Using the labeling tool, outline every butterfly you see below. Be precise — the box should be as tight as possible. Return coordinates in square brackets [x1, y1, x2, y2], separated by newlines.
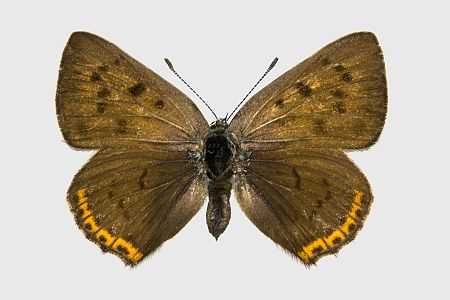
[56, 31, 387, 266]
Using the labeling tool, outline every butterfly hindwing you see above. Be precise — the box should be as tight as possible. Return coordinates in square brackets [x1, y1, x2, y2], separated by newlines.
[56, 31, 208, 150]
[68, 147, 207, 265]
[234, 147, 372, 265]
[230, 32, 387, 150]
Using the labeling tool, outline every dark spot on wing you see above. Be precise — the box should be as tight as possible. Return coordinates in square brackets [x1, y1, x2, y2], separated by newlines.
[98, 235, 107, 243]
[97, 88, 111, 98]
[84, 223, 92, 230]
[331, 89, 346, 98]
[324, 228, 333, 236]
[348, 223, 356, 232]
[312, 246, 324, 255]
[98, 64, 109, 72]
[333, 64, 345, 72]
[324, 191, 332, 202]
[154, 100, 165, 109]
[321, 57, 331, 66]
[118, 198, 124, 209]
[139, 168, 148, 189]
[313, 118, 327, 134]
[113, 54, 125, 67]
[356, 209, 364, 218]
[316, 198, 323, 208]
[293, 168, 301, 190]
[115, 119, 128, 134]
[90, 71, 101, 82]
[342, 72, 353, 82]
[108, 180, 117, 199]
[333, 101, 346, 114]
[117, 245, 130, 255]
[359, 194, 367, 206]
[96, 102, 107, 114]
[296, 82, 312, 97]
[128, 82, 145, 96]
[275, 99, 284, 108]
[332, 237, 342, 244]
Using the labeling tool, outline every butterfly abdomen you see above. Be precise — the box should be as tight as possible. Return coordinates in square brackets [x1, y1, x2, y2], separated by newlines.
[206, 180, 232, 240]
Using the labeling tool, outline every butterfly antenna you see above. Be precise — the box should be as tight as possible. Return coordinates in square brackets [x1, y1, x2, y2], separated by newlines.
[164, 58, 219, 120]
[226, 57, 278, 121]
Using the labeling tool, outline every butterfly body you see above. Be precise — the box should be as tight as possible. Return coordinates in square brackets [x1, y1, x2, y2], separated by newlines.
[203, 119, 243, 239]
[57, 31, 386, 266]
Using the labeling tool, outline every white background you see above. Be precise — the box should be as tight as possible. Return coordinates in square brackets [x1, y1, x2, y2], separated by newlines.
[1, 1, 448, 299]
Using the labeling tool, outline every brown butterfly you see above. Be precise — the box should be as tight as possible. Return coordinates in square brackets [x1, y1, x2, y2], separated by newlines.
[56, 31, 387, 266]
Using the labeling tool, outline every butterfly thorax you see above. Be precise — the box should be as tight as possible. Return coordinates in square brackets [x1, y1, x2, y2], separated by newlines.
[203, 119, 238, 239]
[204, 119, 236, 180]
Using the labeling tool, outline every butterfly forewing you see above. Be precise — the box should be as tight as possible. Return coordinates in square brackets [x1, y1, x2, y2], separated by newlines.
[68, 147, 207, 265]
[230, 32, 387, 150]
[234, 147, 372, 265]
[56, 32, 208, 150]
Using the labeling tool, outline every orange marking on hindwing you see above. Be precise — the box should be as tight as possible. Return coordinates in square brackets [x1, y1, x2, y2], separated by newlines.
[113, 238, 140, 260]
[78, 202, 91, 219]
[297, 190, 365, 262]
[349, 203, 362, 219]
[298, 251, 310, 262]
[353, 190, 364, 205]
[304, 239, 328, 257]
[83, 216, 100, 233]
[76, 189, 88, 205]
[96, 229, 115, 246]
[324, 230, 346, 248]
[340, 216, 356, 235]
[75, 188, 145, 263]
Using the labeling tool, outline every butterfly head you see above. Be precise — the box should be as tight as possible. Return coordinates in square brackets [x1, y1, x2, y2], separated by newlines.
[209, 118, 229, 134]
